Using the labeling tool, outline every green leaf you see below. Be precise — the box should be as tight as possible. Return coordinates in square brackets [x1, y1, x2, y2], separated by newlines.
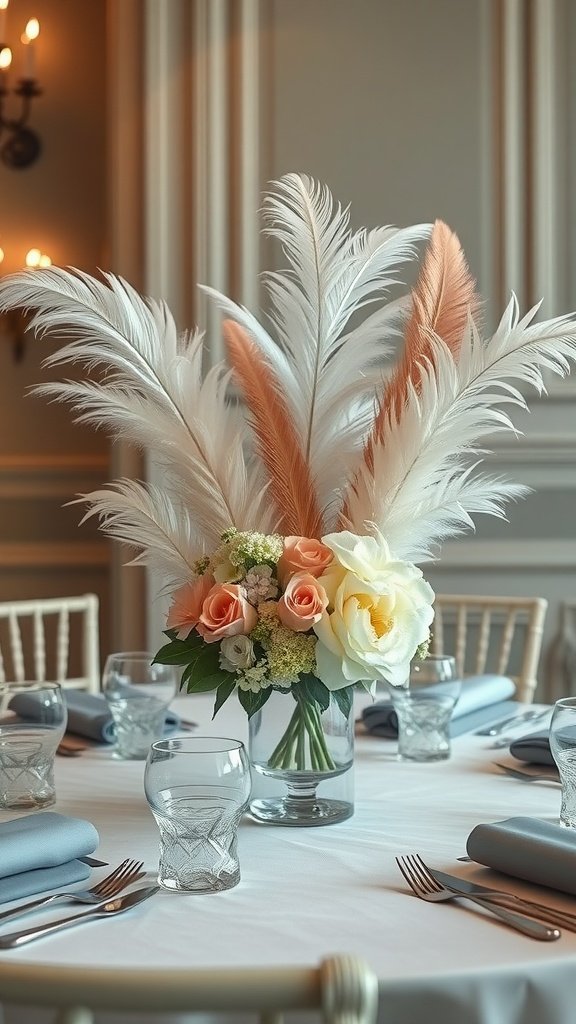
[296, 675, 330, 712]
[237, 687, 272, 719]
[212, 678, 237, 718]
[185, 670, 232, 693]
[332, 685, 354, 720]
[153, 634, 205, 666]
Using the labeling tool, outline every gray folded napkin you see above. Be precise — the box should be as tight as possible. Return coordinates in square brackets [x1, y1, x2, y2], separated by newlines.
[10, 688, 181, 744]
[0, 812, 99, 904]
[466, 816, 576, 895]
[509, 729, 556, 766]
[361, 674, 517, 738]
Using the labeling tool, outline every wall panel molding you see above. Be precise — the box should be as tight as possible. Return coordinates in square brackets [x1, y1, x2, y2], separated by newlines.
[0, 455, 108, 499]
[438, 539, 576, 571]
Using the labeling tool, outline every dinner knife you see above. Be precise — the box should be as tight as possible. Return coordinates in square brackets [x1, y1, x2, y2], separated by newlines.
[432, 869, 576, 932]
[475, 708, 549, 737]
[0, 885, 160, 948]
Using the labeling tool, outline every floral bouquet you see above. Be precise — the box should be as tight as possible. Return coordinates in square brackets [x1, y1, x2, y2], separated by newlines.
[1, 173, 575, 789]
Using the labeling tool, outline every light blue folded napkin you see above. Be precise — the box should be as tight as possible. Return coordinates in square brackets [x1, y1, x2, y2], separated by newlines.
[0, 812, 99, 904]
[10, 688, 181, 744]
[361, 674, 517, 737]
[509, 730, 556, 766]
[466, 816, 576, 895]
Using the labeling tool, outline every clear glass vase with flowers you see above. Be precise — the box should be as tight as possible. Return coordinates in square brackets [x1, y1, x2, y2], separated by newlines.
[155, 527, 434, 825]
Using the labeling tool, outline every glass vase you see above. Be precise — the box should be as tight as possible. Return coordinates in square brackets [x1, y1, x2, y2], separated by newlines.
[248, 686, 354, 826]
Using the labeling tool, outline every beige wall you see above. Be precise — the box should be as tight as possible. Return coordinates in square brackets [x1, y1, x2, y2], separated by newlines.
[0, 0, 110, 659]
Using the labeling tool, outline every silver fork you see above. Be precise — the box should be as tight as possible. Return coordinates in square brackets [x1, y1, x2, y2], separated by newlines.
[0, 857, 145, 924]
[495, 762, 561, 784]
[396, 854, 561, 940]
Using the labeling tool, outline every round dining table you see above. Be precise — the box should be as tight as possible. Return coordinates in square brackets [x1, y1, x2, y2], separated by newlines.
[1, 693, 575, 1024]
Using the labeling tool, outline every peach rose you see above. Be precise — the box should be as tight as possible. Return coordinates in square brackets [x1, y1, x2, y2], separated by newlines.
[196, 583, 257, 643]
[166, 574, 215, 640]
[277, 572, 328, 632]
[277, 536, 333, 586]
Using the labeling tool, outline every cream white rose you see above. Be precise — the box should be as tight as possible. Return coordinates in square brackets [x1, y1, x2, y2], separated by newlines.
[219, 635, 255, 672]
[313, 531, 435, 691]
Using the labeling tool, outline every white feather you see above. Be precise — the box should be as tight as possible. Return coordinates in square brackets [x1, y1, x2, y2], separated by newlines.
[204, 174, 429, 521]
[346, 297, 576, 558]
[74, 480, 201, 588]
[0, 267, 275, 548]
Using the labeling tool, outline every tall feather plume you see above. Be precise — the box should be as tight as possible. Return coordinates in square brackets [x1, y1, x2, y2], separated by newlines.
[0, 268, 275, 572]
[203, 173, 430, 525]
[224, 320, 322, 538]
[363, 219, 479, 473]
[74, 480, 201, 590]
[344, 298, 576, 561]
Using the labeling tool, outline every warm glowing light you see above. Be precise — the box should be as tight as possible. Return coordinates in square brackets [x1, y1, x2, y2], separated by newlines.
[0, 2, 9, 11]
[24, 18, 39, 41]
[0, 247, 4, 265]
[25, 248, 42, 268]
[0, 46, 11, 69]
[38, 254, 52, 268]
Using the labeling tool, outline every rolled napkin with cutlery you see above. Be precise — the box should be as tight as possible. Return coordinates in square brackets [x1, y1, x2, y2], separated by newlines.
[466, 816, 576, 895]
[361, 674, 517, 737]
[9, 688, 182, 744]
[0, 812, 99, 904]
[509, 729, 556, 766]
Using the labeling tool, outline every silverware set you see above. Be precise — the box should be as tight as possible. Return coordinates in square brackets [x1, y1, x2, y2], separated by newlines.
[396, 853, 573, 940]
[0, 857, 157, 947]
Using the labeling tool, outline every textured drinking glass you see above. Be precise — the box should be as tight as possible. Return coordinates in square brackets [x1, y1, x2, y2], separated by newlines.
[144, 736, 251, 893]
[390, 654, 461, 762]
[102, 652, 178, 760]
[0, 681, 67, 809]
[549, 697, 576, 827]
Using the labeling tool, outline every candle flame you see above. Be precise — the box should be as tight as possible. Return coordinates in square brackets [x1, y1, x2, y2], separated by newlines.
[24, 18, 39, 41]
[0, 46, 11, 69]
[0, 2, 9, 12]
[25, 248, 42, 268]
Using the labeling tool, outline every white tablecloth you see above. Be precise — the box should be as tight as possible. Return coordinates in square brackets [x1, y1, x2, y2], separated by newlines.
[1, 695, 576, 1024]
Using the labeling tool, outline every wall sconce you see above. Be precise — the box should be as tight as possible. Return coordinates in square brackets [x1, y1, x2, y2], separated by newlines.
[0, 246, 52, 360]
[0, 1, 42, 170]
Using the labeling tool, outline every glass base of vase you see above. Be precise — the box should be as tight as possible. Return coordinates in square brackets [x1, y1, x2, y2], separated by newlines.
[249, 794, 353, 827]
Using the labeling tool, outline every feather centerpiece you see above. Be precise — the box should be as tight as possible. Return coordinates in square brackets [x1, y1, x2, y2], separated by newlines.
[0, 172, 575, 821]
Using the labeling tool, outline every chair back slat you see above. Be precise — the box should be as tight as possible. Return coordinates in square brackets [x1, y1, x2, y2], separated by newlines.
[33, 609, 46, 683]
[0, 955, 379, 1024]
[433, 594, 548, 702]
[0, 596, 100, 693]
[56, 608, 70, 682]
[8, 613, 25, 682]
[477, 609, 491, 674]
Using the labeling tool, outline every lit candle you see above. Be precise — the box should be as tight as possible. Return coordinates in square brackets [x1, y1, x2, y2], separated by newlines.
[0, 44, 11, 87]
[21, 17, 39, 80]
[0, 1, 8, 44]
[25, 248, 42, 268]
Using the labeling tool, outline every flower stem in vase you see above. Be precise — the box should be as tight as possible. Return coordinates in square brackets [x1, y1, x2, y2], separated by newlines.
[248, 687, 354, 826]
[267, 695, 336, 772]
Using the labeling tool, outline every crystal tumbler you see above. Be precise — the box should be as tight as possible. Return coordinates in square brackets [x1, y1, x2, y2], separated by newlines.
[389, 654, 461, 762]
[0, 681, 67, 809]
[102, 652, 177, 760]
[549, 697, 576, 827]
[144, 736, 251, 893]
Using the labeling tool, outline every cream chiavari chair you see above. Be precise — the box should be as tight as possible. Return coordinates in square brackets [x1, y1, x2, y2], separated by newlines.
[0, 594, 100, 694]
[0, 955, 379, 1024]
[432, 594, 548, 703]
